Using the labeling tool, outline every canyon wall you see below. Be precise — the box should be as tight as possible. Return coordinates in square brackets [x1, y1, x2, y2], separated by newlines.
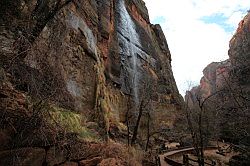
[186, 60, 230, 105]
[186, 12, 250, 103]
[0, 0, 183, 162]
[185, 12, 250, 143]
[229, 12, 250, 95]
[0, 0, 183, 130]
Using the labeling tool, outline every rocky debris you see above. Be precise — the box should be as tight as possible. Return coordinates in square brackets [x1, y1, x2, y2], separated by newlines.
[229, 153, 250, 166]
[0, 133, 142, 165]
[61, 162, 78, 166]
[0, 148, 46, 166]
[79, 157, 102, 166]
[98, 158, 123, 166]
[0, 73, 31, 150]
[46, 146, 69, 166]
[0, 76, 28, 115]
[72, 142, 142, 166]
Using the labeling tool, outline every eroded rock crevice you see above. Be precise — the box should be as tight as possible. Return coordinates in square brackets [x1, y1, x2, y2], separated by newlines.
[0, 0, 183, 165]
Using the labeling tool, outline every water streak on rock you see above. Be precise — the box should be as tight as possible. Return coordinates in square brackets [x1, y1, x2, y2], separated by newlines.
[117, 0, 141, 105]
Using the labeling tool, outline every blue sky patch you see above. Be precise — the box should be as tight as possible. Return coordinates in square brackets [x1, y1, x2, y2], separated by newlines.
[152, 16, 166, 24]
[200, 13, 234, 32]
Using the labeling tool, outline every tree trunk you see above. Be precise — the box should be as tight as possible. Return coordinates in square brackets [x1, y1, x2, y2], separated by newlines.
[131, 102, 143, 145]
[145, 112, 150, 151]
[198, 105, 204, 166]
[126, 95, 132, 146]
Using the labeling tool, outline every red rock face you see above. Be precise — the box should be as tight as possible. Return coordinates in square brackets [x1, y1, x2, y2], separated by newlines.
[129, 3, 150, 33]
[228, 12, 250, 87]
[186, 60, 231, 102]
[187, 12, 250, 102]
[0, 0, 183, 139]
[0, 0, 183, 149]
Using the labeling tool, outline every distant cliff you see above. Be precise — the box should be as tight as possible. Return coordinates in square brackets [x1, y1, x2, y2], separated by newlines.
[185, 12, 250, 143]
[0, 0, 183, 164]
[186, 12, 250, 102]
[186, 60, 230, 105]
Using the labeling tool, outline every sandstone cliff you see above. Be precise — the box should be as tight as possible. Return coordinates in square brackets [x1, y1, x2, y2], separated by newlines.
[0, 0, 182, 164]
[186, 60, 230, 105]
[185, 12, 250, 143]
[186, 12, 250, 104]
[229, 12, 250, 94]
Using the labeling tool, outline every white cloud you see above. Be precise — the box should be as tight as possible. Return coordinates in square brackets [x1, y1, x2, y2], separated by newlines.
[227, 11, 246, 29]
[143, 0, 250, 95]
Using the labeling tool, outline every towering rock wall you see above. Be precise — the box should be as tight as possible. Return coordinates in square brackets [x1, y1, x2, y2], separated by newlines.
[185, 12, 250, 142]
[0, 0, 182, 140]
[186, 12, 250, 102]
[186, 60, 230, 104]
[229, 12, 250, 93]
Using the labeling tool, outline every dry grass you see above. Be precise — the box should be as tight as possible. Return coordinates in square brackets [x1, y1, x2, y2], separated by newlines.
[45, 105, 100, 142]
[95, 141, 143, 166]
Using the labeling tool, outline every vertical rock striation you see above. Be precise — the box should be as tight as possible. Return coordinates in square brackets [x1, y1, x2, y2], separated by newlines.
[0, 0, 183, 142]
[229, 12, 250, 92]
[116, 0, 142, 104]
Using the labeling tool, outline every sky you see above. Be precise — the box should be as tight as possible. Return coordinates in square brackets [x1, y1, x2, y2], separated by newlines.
[143, 0, 250, 96]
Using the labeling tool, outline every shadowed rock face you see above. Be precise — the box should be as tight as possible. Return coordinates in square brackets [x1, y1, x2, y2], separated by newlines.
[229, 12, 250, 91]
[186, 12, 250, 102]
[0, 0, 183, 138]
[186, 60, 231, 104]
[185, 13, 250, 143]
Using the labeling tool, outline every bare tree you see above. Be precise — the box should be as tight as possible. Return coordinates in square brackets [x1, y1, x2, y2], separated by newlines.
[130, 75, 154, 146]
[185, 87, 222, 166]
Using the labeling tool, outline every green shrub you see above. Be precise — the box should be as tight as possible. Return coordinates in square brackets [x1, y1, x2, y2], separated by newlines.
[46, 105, 100, 142]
